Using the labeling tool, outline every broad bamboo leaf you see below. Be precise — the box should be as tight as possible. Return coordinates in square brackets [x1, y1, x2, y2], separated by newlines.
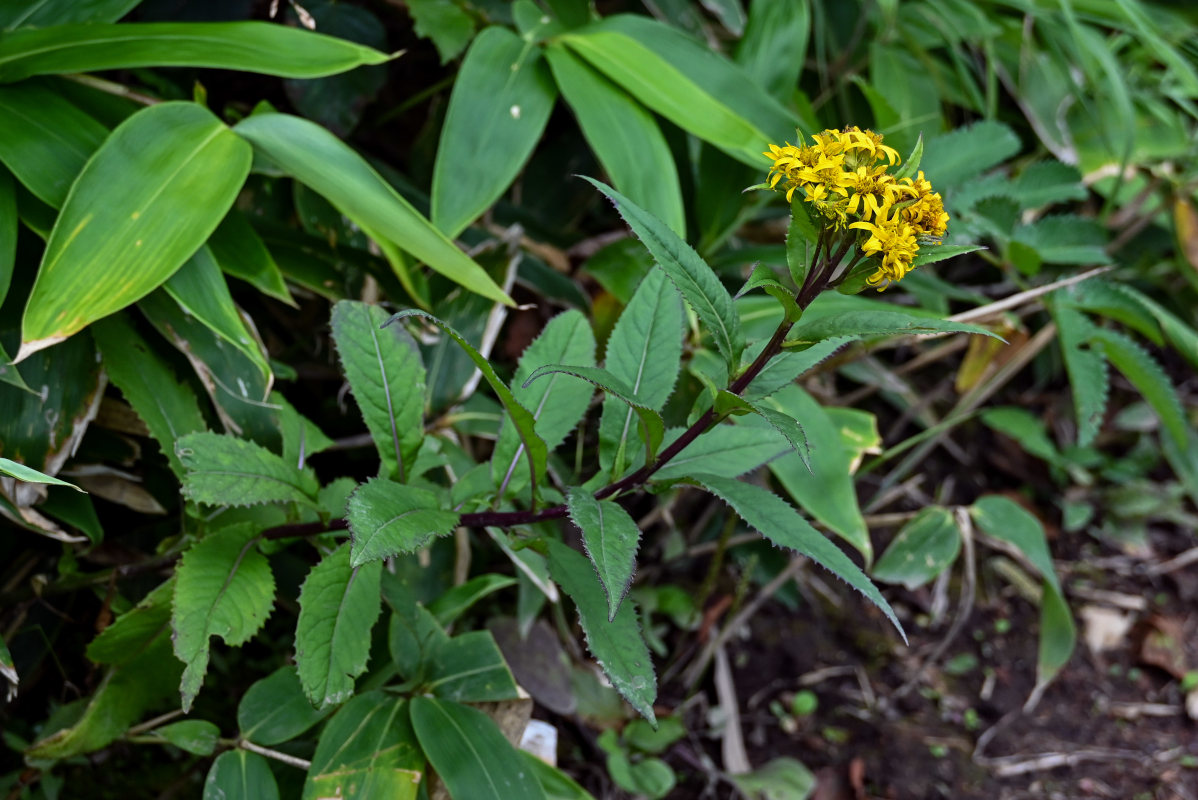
[547, 539, 656, 723]
[597, 267, 683, 476]
[18, 102, 251, 359]
[0, 457, 83, 491]
[234, 112, 511, 305]
[492, 309, 595, 497]
[872, 507, 961, 590]
[0, 80, 107, 208]
[0, 168, 14, 314]
[177, 432, 319, 508]
[431, 26, 557, 238]
[204, 751, 279, 800]
[425, 630, 521, 702]
[1090, 326, 1188, 449]
[523, 752, 600, 800]
[331, 301, 426, 482]
[302, 692, 423, 800]
[584, 177, 742, 368]
[1053, 304, 1107, 447]
[695, 474, 903, 639]
[545, 44, 684, 236]
[238, 666, 331, 746]
[295, 544, 382, 709]
[0, 21, 394, 83]
[388, 309, 546, 497]
[567, 488, 641, 621]
[207, 209, 294, 305]
[92, 314, 207, 478]
[172, 524, 275, 712]
[734, 0, 810, 104]
[1, 0, 141, 29]
[347, 478, 460, 567]
[652, 423, 789, 482]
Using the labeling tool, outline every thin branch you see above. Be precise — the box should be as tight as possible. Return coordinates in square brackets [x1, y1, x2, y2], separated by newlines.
[238, 739, 312, 770]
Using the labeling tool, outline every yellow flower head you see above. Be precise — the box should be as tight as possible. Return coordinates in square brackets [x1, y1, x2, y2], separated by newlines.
[895, 171, 949, 238]
[849, 212, 920, 289]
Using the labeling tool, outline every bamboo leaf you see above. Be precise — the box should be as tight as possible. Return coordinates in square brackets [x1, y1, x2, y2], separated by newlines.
[238, 666, 331, 746]
[0, 457, 83, 491]
[204, 751, 279, 800]
[566, 488, 642, 621]
[1, 0, 141, 29]
[302, 693, 423, 800]
[207, 210, 294, 305]
[425, 631, 521, 702]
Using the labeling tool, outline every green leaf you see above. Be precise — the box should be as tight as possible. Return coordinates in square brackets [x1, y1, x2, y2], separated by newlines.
[0, 21, 394, 83]
[1013, 216, 1110, 266]
[583, 177, 742, 369]
[567, 488, 642, 621]
[384, 574, 450, 680]
[277, 393, 334, 468]
[729, 757, 816, 800]
[891, 134, 925, 182]
[172, 524, 275, 712]
[238, 666, 332, 746]
[981, 407, 1065, 468]
[177, 432, 319, 508]
[921, 120, 1020, 189]
[694, 474, 903, 640]
[522, 752, 599, 800]
[426, 630, 521, 702]
[1009, 160, 1087, 208]
[598, 267, 683, 476]
[546, 539, 656, 724]
[743, 336, 857, 402]
[1089, 326, 1188, 449]
[736, 263, 801, 324]
[1053, 304, 1108, 447]
[525, 363, 665, 472]
[331, 300, 426, 483]
[18, 102, 251, 359]
[786, 310, 1000, 347]
[545, 43, 684, 236]
[872, 507, 961, 590]
[163, 246, 272, 382]
[207, 209, 294, 305]
[0, 635, 16, 700]
[734, 0, 810, 104]
[432, 26, 557, 238]
[152, 720, 219, 756]
[910, 244, 985, 269]
[493, 309, 596, 496]
[87, 579, 175, 665]
[302, 693, 423, 800]
[1, 0, 141, 29]
[233, 113, 511, 305]
[1099, 283, 1198, 370]
[0, 457, 83, 491]
[0, 168, 15, 314]
[785, 197, 820, 288]
[716, 392, 811, 470]
[92, 314, 207, 478]
[407, 0, 477, 63]
[652, 423, 789, 482]
[427, 574, 517, 628]
[295, 544, 383, 709]
[347, 478, 460, 567]
[388, 309, 547, 497]
[204, 750, 279, 800]
[0, 80, 107, 208]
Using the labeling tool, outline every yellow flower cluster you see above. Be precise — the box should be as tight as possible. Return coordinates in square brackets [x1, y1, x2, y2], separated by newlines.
[764, 127, 949, 288]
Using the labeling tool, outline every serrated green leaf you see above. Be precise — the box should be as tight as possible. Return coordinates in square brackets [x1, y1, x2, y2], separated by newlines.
[910, 244, 985, 269]
[546, 43, 684, 236]
[567, 488, 642, 621]
[152, 720, 219, 756]
[921, 120, 1020, 189]
[1053, 304, 1108, 447]
[694, 474, 903, 640]
[427, 574, 517, 627]
[391, 308, 546, 492]
[0, 457, 83, 491]
[295, 544, 382, 709]
[787, 310, 1000, 346]
[347, 478, 459, 566]
[411, 696, 547, 800]
[547, 539, 656, 723]
[0, 21, 395, 83]
[234, 113, 512, 305]
[652, 423, 790, 482]
[302, 693, 423, 800]
[743, 335, 857, 402]
[432, 27, 557, 238]
[18, 102, 251, 360]
[872, 507, 961, 590]
[87, 579, 175, 665]
[1014, 215, 1110, 266]
[493, 309, 596, 497]
[583, 177, 743, 369]
[736, 264, 801, 323]
[331, 301, 426, 483]
[1089, 326, 1187, 449]
[177, 432, 319, 508]
[238, 666, 332, 746]
[716, 392, 811, 470]
[1009, 160, 1086, 208]
[92, 314, 207, 479]
[204, 750, 280, 800]
[172, 524, 274, 712]
[426, 630, 521, 702]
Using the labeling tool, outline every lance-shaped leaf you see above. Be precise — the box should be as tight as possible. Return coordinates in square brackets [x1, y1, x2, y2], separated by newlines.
[714, 391, 810, 471]
[302, 693, 423, 800]
[427, 574, 517, 628]
[524, 364, 664, 470]
[694, 474, 904, 641]
[347, 478, 460, 567]
[331, 301, 426, 483]
[0, 168, 15, 312]
[2, 0, 141, 28]
[432, 26, 557, 238]
[177, 432, 319, 508]
[388, 309, 546, 498]
[18, 102, 251, 360]
[204, 750, 279, 800]
[786, 310, 1000, 347]
[910, 243, 985, 269]
[411, 697, 547, 800]
[567, 488, 641, 621]
[597, 267, 683, 477]
[583, 177, 742, 369]
[207, 209, 294, 305]
[547, 539, 656, 724]
[0, 81, 108, 208]
[1090, 326, 1188, 450]
[652, 424, 790, 482]
[234, 112, 511, 305]
[238, 666, 332, 746]
[172, 524, 275, 711]
[743, 335, 858, 402]
[425, 630, 521, 703]
[492, 309, 595, 497]
[545, 43, 684, 236]
[0, 457, 83, 491]
[1053, 304, 1107, 447]
[0, 21, 395, 83]
[0, 636, 15, 701]
[295, 544, 382, 709]
[92, 315, 207, 478]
